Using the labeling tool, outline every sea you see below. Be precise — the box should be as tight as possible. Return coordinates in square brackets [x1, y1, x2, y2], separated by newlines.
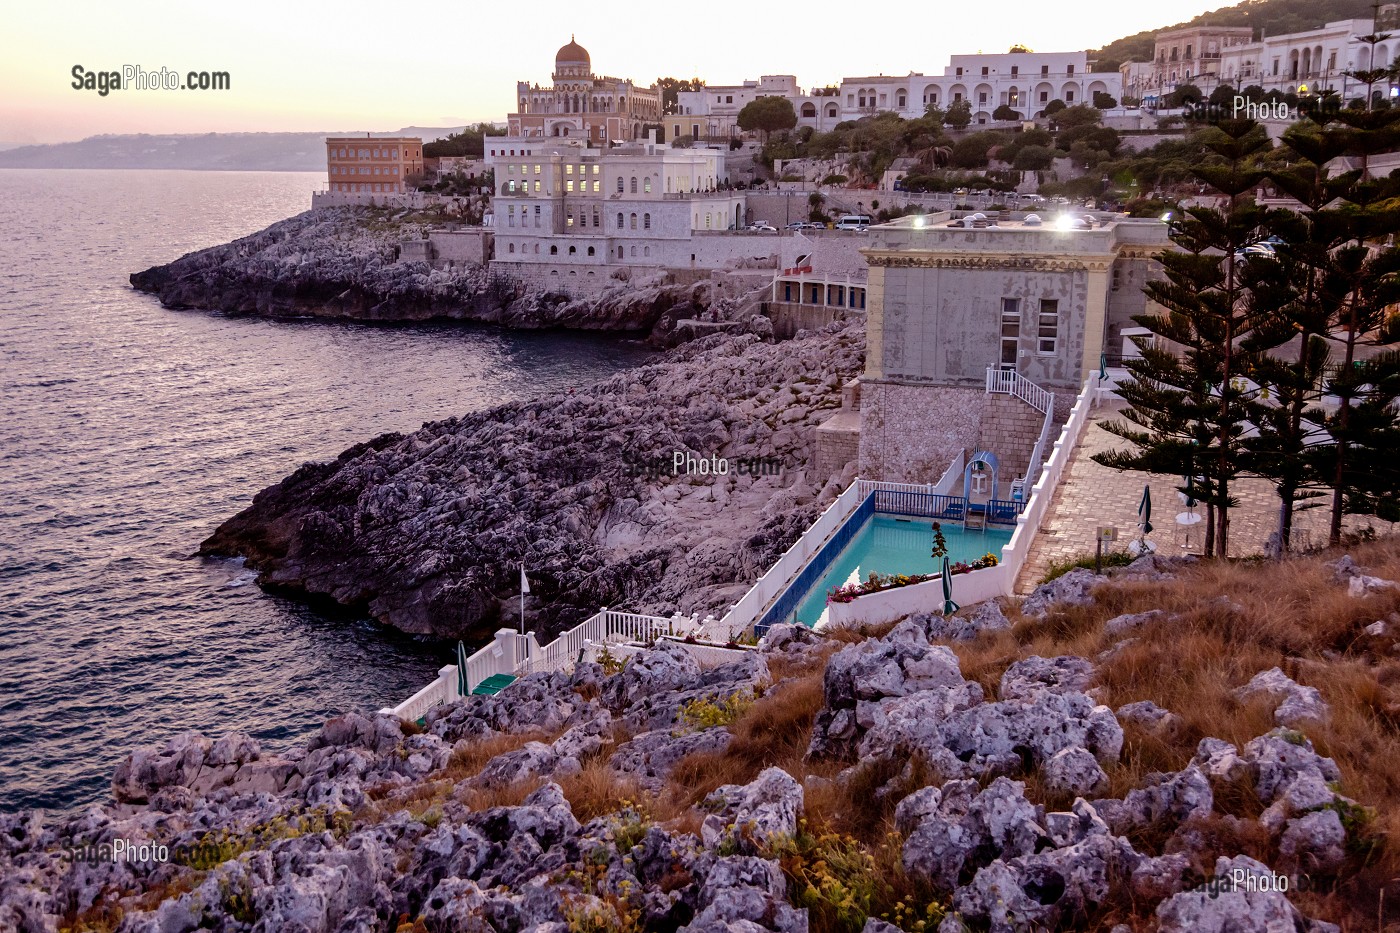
[0, 169, 654, 813]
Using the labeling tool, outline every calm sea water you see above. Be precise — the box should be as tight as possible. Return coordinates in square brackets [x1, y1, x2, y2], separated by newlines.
[0, 169, 653, 813]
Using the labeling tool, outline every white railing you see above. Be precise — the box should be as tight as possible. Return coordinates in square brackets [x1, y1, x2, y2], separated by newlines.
[1023, 402, 1057, 490]
[712, 480, 867, 641]
[986, 367, 1054, 415]
[381, 664, 457, 721]
[997, 374, 1100, 594]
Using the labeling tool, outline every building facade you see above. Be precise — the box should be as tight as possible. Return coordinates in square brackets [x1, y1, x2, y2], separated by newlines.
[848, 212, 1169, 483]
[1144, 26, 1255, 99]
[789, 51, 1122, 129]
[325, 136, 424, 194]
[508, 38, 661, 143]
[1217, 19, 1382, 99]
[485, 137, 746, 282]
[665, 75, 799, 141]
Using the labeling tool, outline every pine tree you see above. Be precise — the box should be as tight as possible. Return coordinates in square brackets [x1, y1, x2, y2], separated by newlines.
[1096, 120, 1275, 557]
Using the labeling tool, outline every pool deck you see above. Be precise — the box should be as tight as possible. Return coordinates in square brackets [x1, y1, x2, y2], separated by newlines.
[1016, 400, 1399, 592]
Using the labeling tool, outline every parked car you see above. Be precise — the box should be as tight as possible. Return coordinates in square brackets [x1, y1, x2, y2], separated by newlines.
[834, 214, 872, 231]
[748, 221, 777, 232]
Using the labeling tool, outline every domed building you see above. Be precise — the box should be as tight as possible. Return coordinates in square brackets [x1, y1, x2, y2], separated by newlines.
[510, 37, 661, 143]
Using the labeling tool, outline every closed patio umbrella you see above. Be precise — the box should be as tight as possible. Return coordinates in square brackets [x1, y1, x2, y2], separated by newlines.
[1138, 485, 1153, 537]
[456, 640, 469, 696]
[941, 556, 959, 615]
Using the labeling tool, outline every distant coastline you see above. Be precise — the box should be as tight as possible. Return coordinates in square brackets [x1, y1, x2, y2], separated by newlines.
[0, 127, 465, 172]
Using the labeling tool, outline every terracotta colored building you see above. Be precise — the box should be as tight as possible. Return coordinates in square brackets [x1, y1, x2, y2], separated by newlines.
[325, 136, 424, 194]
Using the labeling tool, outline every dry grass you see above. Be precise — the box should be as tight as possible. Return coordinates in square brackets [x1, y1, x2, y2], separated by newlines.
[349, 539, 1400, 931]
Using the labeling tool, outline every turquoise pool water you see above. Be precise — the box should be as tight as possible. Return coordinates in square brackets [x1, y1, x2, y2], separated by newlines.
[792, 515, 1012, 628]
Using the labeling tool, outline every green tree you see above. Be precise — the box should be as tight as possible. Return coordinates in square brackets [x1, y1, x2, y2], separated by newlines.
[1093, 91, 1119, 109]
[656, 77, 705, 116]
[1095, 121, 1275, 557]
[1012, 145, 1055, 170]
[1054, 104, 1103, 128]
[1164, 83, 1204, 109]
[738, 96, 798, 141]
[1043, 99, 1067, 117]
[993, 104, 1022, 121]
[943, 100, 973, 130]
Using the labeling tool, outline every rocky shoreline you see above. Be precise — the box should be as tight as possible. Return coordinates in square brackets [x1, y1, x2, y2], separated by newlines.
[2, 552, 1383, 932]
[129, 208, 744, 341]
[200, 323, 864, 641]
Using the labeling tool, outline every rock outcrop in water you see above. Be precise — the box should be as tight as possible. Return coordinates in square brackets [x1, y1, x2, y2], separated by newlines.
[129, 208, 743, 339]
[200, 323, 865, 640]
[1, 556, 1372, 933]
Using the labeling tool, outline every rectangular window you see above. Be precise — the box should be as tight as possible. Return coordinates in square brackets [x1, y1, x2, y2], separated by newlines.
[1010, 66, 1018, 76]
[956, 67, 963, 76]
[1037, 299, 1059, 354]
[1067, 64, 1075, 75]
[981, 66, 989, 76]
[535, 164, 542, 174]
[566, 164, 573, 175]
[1001, 298, 1020, 367]
[567, 180, 574, 192]
[1041, 65, 1049, 76]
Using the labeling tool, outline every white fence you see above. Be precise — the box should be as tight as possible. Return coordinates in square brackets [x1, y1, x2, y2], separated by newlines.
[997, 375, 1100, 593]
[381, 609, 693, 720]
[710, 480, 867, 642]
[826, 563, 1010, 628]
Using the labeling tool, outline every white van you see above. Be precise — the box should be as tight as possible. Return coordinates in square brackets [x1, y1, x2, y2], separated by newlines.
[834, 214, 872, 231]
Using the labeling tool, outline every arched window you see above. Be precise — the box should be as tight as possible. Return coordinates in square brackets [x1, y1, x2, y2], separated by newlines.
[616, 212, 624, 229]
[587, 246, 595, 256]
[616, 176, 624, 192]
[801, 102, 816, 117]
[630, 212, 637, 229]
[643, 246, 650, 257]
[630, 176, 638, 193]
[550, 245, 558, 255]
[631, 246, 637, 256]
[618, 246, 624, 258]
[643, 213, 651, 229]
[568, 246, 576, 255]
[508, 243, 515, 253]
[534, 244, 540, 253]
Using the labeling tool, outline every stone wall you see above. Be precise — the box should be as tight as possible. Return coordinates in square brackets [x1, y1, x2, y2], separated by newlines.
[767, 301, 856, 339]
[813, 379, 863, 480]
[857, 381, 985, 483]
[977, 394, 1046, 484]
[428, 229, 491, 266]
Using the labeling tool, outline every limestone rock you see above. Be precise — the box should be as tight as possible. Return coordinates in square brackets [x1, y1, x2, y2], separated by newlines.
[1234, 668, 1330, 727]
[1020, 569, 1100, 618]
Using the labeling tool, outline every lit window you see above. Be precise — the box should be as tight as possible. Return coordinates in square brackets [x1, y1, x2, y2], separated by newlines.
[567, 180, 575, 192]
[644, 178, 651, 193]
[566, 164, 573, 175]
[592, 164, 600, 174]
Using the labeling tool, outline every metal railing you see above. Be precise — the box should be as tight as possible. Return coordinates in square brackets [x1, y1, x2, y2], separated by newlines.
[985, 367, 1054, 415]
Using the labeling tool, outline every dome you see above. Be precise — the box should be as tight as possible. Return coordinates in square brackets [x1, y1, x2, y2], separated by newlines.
[555, 36, 590, 71]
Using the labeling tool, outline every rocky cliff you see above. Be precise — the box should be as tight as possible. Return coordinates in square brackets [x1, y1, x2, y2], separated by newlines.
[129, 207, 734, 337]
[200, 323, 865, 640]
[4, 549, 1389, 933]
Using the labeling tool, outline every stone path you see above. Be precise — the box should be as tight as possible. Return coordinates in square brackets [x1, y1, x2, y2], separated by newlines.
[1016, 400, 1399, 592]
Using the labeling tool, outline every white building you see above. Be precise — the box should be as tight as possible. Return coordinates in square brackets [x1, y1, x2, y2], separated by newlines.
[485, 137, 746, 278]
[790, 51, 1122, 129]
[1218, 19, 1385, 99]
[668, 75, 799, 140]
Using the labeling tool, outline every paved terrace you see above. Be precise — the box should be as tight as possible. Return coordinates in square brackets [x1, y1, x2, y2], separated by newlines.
[1017, 399, 1400, 592]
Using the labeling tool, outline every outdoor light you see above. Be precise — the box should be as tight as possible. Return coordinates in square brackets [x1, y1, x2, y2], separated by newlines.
[913, 215, 925, 228]
[1161, 211, 1173, 222]
[1055, 214, 1077, 231]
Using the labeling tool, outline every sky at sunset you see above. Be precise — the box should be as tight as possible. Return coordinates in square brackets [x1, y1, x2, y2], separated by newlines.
[4, 0, 1236, 145]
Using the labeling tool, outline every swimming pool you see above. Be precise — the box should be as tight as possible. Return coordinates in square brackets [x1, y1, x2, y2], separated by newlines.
[791, 514, 1012, 628]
